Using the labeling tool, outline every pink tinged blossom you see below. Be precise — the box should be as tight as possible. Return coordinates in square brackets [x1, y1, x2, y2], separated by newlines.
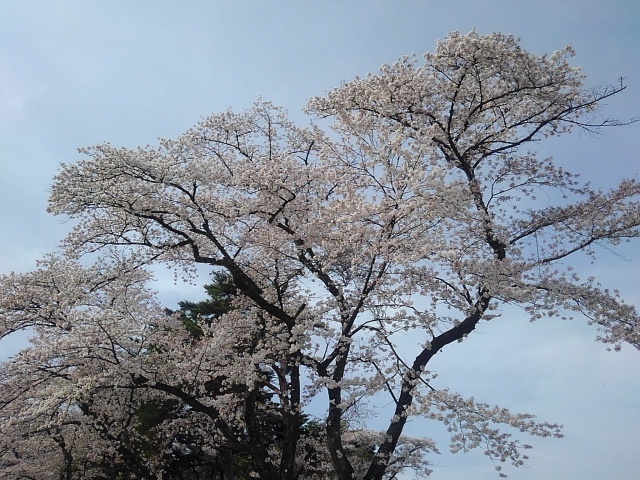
[2, 31, 639, 480]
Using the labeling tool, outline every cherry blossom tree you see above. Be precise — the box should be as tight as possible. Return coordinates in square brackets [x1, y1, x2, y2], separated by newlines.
[1, 31, 639, 480]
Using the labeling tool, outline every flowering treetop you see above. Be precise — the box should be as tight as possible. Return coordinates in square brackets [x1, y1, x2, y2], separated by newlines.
[1, 31, 639, 480]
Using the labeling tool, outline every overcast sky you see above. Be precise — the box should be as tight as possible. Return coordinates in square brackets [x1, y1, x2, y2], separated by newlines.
[1, 1, 639, 479]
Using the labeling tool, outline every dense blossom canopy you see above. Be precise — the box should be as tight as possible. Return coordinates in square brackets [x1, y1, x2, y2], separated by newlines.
[1, 31, 639, 480]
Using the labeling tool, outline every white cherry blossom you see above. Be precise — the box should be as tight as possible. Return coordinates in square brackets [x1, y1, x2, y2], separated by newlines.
[2, 31, 639, 480]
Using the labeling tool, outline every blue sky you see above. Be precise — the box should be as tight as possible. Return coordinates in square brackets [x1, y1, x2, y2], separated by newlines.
[1, 1, 639, 478]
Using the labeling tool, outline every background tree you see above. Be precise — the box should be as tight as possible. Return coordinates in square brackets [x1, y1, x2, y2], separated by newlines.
[1, 31, 639, 480]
